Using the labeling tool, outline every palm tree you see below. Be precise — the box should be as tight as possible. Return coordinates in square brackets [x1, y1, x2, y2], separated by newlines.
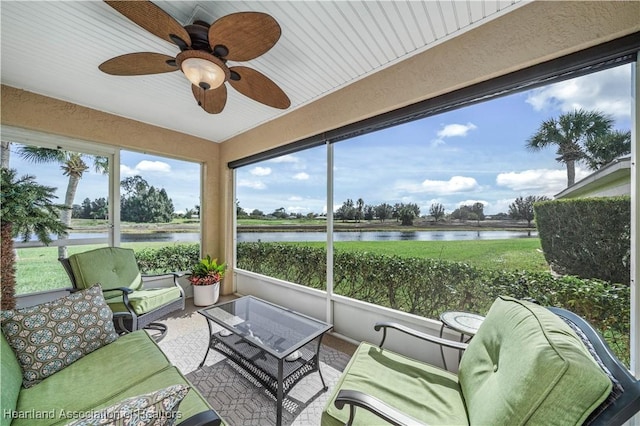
[1, 168, 68, 309]
[584, 129, 631, 170]
[526, 109, 613, 186]
[17, 146, 108, 258]
[356, 198, 364, 223]
[1, 141, 10, 168]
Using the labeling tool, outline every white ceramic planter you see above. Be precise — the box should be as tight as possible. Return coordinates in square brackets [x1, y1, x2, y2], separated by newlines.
[192, 282, 220, 306]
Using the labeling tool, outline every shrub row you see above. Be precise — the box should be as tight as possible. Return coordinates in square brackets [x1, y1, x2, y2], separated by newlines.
[237, 242, 630, 362]
[534, 196, 630, 285]
[135, 243, 200, 274]
[139, 242, 630, 363]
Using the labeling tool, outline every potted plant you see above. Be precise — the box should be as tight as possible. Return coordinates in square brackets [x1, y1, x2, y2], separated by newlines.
[189, 255, 226, 306]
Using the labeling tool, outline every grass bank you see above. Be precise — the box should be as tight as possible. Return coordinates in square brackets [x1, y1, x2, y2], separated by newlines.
[15, 238, 546, 294]
[287, 239, 547, 271]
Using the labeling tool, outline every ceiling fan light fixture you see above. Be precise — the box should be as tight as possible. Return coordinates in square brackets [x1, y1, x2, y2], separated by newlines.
[182, 58, 224, 89]
[176, 51, 229, 90]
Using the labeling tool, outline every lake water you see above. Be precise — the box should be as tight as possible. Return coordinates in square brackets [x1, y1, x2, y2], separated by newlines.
[47, 230, 537, 243]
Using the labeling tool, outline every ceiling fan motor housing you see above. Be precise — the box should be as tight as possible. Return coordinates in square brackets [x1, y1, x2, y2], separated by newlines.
[184, 24, 211, 52]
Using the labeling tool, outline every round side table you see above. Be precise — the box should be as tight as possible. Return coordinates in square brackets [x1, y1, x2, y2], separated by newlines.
[439, 311, 485, 371]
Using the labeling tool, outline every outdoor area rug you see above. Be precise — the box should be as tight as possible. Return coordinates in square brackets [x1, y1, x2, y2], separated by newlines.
[158, 325, 351, 425]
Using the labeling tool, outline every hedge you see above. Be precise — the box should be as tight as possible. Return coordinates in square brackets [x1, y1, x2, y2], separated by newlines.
[237, 242, 629, 363]
[135, 243, 201, 273]
[136, 242, 630, 364]
[534, 196, 630, 285]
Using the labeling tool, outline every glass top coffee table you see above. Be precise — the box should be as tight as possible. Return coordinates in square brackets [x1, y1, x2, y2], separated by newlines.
[198, 296, 333, 425]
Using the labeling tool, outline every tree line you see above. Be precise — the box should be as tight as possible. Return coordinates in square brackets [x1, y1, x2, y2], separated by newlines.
[237, 195, 548, 227]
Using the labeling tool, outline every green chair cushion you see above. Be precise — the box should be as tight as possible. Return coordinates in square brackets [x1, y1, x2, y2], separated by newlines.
[105, 286, 182, 315]
[1, 332, 23, 426]
[459, 296, 612, 426]
[13, 330, 172, 426]
[68, 247, 143, 291]
[322, 342, 467, 426]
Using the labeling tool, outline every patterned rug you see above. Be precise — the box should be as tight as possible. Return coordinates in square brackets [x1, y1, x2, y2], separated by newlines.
[158, 326, 351, 425]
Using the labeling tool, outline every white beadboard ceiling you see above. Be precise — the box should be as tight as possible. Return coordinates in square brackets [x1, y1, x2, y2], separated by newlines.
[1, 1, 523, 143]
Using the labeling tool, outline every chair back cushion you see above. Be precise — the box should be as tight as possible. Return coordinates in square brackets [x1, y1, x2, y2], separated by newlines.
[458, 296, 612, 426]
[1, 331, 22, 426]
[68, 247, 143, 291]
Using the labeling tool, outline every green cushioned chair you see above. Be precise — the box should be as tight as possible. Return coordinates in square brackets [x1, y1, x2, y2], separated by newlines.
[60, 247, 185, 340]
[322, 296, 640, 426]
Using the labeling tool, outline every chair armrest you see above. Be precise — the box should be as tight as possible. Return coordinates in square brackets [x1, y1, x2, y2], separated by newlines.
[142, 272, 184, 288]
[102, 287, 134, 295]
[141, 273, 186, 300]
[335, 389, 428, 426]
[374, 321, 468, 351]
[143, 272, 186, 278]
[178, 410, 222, 426]
[101, 287, 134, 313]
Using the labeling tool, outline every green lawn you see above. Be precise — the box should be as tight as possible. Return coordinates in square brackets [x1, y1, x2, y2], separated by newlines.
[333, 239, 548, 271]
[14, 238, 547, 294]
[14, 242, 191, 295]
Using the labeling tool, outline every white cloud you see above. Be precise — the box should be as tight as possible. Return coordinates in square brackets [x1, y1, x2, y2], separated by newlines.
[491, 198, 517, 215]
[293, 172, 309, 180]
[437, 122, 477, 138]
[120, 164, 136, 176]
[496, 168, 590, 195]
[288, 196, 303, 201]
[269, 155, 299, 164]
[457, 199, 487, 207]
[423, 176, 479, 194]
[121, 161, 171, 176]
[237, 179, 266, 190]
[398, 176, 479, 194]
[136, 160, 171, 173]
[526, 66, 631, 120]
[287, 205, 310, 213]
[431, 122, 477, 146]
[250, 167, 271, 176]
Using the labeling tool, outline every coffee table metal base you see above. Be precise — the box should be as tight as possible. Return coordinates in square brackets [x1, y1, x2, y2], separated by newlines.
[200, 324, 328, 425]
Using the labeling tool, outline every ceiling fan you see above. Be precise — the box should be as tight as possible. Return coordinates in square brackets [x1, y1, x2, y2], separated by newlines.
[99, 0, 291, 114]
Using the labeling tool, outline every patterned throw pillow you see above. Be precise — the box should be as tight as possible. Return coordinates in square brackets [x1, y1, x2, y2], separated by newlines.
[66, 384, 190, 426]
[1, 284, 119, 388]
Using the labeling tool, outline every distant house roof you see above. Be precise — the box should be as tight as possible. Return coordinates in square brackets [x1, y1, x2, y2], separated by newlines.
[555, 156, 631, 199]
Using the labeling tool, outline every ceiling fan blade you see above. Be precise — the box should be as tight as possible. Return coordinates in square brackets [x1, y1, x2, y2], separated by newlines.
[208, 12, 281, 62]
[99, 53, 178, 76]
[229, 66, 290, 109]
[105, 0, 191, 48]
[192, 84, 227, 114]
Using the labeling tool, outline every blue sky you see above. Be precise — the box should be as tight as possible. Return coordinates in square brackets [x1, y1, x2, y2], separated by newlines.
[237, 63, 632, 216]
[7, 63, 631, 216]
